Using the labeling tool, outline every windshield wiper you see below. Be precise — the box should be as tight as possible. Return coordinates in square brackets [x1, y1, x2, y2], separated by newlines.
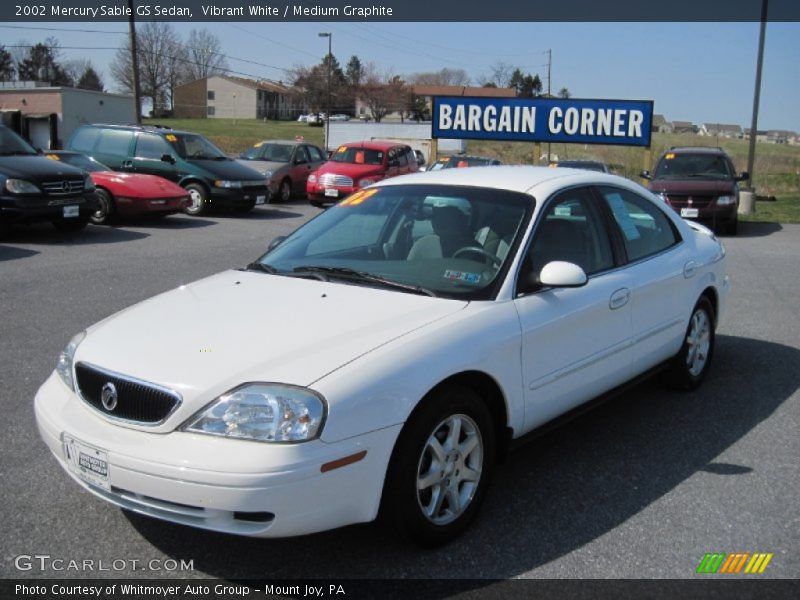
[244, 261, 279, 274]
[293, 266, 437, 297]
[0, 150, 36, 156]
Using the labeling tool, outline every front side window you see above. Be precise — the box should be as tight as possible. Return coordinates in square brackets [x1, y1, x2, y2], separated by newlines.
[171, 134, 227, 160]
[257, 184, 532, 299]
[135, 133, 172, 159]
[307, 145, 325, 162]
[525, 186, 615, 278]
[597, 186, 680, 262]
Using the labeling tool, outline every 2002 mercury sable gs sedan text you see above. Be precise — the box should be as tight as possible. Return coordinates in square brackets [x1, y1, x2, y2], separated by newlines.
[34, 166, 729, 546]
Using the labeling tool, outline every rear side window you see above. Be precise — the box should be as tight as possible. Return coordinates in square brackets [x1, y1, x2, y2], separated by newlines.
[69, 127, 98, 152]
[307, 145, 325, 162]
[95, 129, 134, 157]
[597, 186, 680, 262]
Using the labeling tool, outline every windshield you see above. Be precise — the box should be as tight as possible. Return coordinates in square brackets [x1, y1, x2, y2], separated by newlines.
[430, 157, 492, 170]
[255, 184, 533, 300]
[52, 153, 110, 172]
[241, 142, 294, 162]
[653, 153, 732, 180]
[330, 146, 384, 166]
[0, 126, 37, 156]
[170, 133, 228, 160]
[556, 161, 606, 172]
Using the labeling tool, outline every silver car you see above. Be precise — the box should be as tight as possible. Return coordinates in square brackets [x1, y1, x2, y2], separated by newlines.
[237, 140, 327, 202]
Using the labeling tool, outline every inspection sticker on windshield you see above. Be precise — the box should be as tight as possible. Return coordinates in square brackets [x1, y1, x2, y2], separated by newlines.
[339, 188, 379, 206]
[165, 134, 177, 142]
[444, 270, 481, 284]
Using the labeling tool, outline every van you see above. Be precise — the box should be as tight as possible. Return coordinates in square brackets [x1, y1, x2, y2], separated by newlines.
[0, 125, 97, 235]
[67, 125, 268, 215]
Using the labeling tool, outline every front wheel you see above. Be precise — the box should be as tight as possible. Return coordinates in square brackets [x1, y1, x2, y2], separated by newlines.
[382, 385, 495, 547]
[90, 188, 115, 225]
[278, 178, 292, 203]
[183, 183, 208, 216]
[664, 296, 716, 391]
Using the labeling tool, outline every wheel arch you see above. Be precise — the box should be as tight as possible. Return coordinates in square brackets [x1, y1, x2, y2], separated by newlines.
[178, 177, 210, 193]
[700, 286, 719, 327]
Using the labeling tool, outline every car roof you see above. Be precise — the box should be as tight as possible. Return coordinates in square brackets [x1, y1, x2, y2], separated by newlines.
[663, 146, 729, 156]
[340, 140, 408, 151]
[253, 139, 313, 146]
[438, 155, 497, 161]
[375, 165, 629, 195]
[79, 124, 198, 136]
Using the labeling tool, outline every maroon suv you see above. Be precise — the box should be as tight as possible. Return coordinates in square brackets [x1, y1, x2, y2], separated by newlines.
[642, 147, 749, 235]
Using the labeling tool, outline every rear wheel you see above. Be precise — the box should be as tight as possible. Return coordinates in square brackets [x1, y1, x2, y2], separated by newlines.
[664, 296, 715, 391]
[183, 183, 208, 216]
[382, 385, 495, 547]
[90, 188, 115, 225]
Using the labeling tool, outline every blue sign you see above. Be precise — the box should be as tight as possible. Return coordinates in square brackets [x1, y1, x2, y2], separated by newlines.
[432, 97, 654, 147]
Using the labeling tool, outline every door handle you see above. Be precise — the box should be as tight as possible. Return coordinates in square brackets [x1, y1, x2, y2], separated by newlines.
[121, 160, 133, 169]
[683, 261, 697, 278]
[609, 288, 630, 310]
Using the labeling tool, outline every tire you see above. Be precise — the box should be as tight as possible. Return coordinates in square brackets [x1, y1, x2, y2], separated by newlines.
[183, 183, 208, 216]
[664, 296, 716, 391]
[52, 217, 90, 232]
[278, 178, 292, 203]
[382, 385, 496, 547]
[90, 188, 115, 225]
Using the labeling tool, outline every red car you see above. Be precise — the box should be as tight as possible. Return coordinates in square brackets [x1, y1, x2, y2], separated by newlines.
[306, 141, 418, 207]
[47, 151, 191, 224]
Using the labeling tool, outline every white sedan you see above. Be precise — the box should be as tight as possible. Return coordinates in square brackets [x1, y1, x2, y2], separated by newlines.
[34, 167, 729, 546]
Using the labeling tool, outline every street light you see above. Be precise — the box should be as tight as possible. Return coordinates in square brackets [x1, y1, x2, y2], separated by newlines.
[318, 32, 332, 151]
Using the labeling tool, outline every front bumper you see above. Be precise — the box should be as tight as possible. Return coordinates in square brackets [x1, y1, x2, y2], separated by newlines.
[306, 183, 358, 204]
[668, 202, 737, 228]
[207, 185, 270, 208]
[1, 192, 98, 224]
[34, 372, 400, 537]
[115, 195, 191, 216]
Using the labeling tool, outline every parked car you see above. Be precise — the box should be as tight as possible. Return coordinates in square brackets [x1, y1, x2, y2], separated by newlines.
[237, 140, 327, 203]
[35, 166, 728, 547]
[296, 114, 309, 123]
[641, 147, 748, 235]
[427, 155, 503, 171]
[67, 125, 268, 216]
[328, 114, 351, 122]
[550, 159, 610, 173]
[0, 125, 97, 235]
[306, 141, 418, 207]
[46, 151, 191, 224]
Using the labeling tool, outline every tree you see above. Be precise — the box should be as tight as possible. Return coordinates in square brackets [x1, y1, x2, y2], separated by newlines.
[358, 64, 409, 123]
[77, 67, 104, 92]
[409, 68, 470, 87]
[17, 39, 72, 86]
[0, 46, 14, 82]
[110, 22, 185, 115]
[184, 28, 228, 81]
[487, 60, 515, 88]
[558, 87, 571, 99]
[345, 55, 363, 88]
[290, 53, 348, 115]
[509, 69, 542, 98]
[408, 94, 430, 122]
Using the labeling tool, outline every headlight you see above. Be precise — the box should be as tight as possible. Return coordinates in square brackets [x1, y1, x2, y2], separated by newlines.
[358, 178, 377, 188]
[5, 178, 41, 194]
[56, 331, 86, 391]
[308, 174, 317, 183]
[658, 193, 668, 203]
[183, 383, 326, 443]
[214, 180, 242, 189]
[716, 195, 736, 205]
[83, 175, 94, 191]
[263, 170, 273, 179]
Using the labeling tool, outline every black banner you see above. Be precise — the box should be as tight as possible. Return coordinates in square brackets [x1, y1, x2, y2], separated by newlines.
[2, 0, 800, 22]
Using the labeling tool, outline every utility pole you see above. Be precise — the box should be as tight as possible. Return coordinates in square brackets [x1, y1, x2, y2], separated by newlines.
[318, 32, 332, 151]
[127, 0, 142, 124]
[746, 0, 768, 189]
[546, 48, 552, 162]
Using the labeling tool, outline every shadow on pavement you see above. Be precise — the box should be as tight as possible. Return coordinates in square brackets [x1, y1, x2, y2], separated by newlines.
[125, 334, 798, 581]
[2, 223, 150, 245]
[0, 245, 39, 262]
[734, 221, 783, 238]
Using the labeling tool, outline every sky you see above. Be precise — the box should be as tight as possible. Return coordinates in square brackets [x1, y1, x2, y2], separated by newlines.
[2, 21, 799, 131]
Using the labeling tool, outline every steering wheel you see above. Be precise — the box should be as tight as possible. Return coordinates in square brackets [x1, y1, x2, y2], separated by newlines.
[190, 150, 205, 158]
[453, 246, 502, 267]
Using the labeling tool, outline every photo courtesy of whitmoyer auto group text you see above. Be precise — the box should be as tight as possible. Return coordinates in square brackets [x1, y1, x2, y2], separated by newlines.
[1, 0, 798, 598]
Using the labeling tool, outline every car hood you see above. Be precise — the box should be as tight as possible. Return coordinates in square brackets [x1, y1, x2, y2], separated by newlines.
[234, 159, 287, 176]
[75, 270, 467, 430]
[0, 155, 86, 182]
[91, 171, 187, 197]
[188, 158, 264, 180]
[649, 179, 736, 195]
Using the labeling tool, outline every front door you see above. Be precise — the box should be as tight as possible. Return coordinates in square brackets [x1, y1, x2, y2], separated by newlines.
[131, 132, 179, 183]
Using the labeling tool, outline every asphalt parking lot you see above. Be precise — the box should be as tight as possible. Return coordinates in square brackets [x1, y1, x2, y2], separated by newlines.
[1, 206, 798, 581]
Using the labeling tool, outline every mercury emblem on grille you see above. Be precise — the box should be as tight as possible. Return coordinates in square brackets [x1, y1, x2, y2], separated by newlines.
[100, 382, 118, 411]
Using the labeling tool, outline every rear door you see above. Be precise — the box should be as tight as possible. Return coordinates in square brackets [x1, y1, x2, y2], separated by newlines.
[289, 145, 313, 193]
[131, 133, 179, 182]
[88, 128, 135, 170]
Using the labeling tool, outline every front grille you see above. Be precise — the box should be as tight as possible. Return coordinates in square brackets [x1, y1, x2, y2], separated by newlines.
[319, 173, 353, 187]
[41, 179, 84, 196]
[667, 195, 714, 208]
[75, 362, 181, 425]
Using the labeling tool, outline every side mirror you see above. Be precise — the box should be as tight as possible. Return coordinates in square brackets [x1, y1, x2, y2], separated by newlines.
[640, 170, 652, 180]
[267, 236, 287, 252]
[389, 159, 400, 167]
[295, 157, 307, 165]
[539, 261, 588, 288]
[737, 171, 750, 182]
[161, 154, 176, 164]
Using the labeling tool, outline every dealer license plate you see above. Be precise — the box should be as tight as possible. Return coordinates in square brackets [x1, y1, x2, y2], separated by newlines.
[63, 435, 110, 491]
[63, 205, 79, 218]
[324, 188, 339, 198]
[256, 195, 266, 205]
[680, 208, 699, 218]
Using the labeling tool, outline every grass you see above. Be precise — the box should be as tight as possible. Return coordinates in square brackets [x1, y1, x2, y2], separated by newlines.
[145, 117, 800, 200]
[740, 194, 800, 224]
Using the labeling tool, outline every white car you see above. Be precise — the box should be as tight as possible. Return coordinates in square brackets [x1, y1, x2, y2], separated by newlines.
[35, 167, 729, 546]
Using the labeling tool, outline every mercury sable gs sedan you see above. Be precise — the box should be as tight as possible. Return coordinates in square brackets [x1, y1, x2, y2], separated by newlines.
[35, 167, 729, 546]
